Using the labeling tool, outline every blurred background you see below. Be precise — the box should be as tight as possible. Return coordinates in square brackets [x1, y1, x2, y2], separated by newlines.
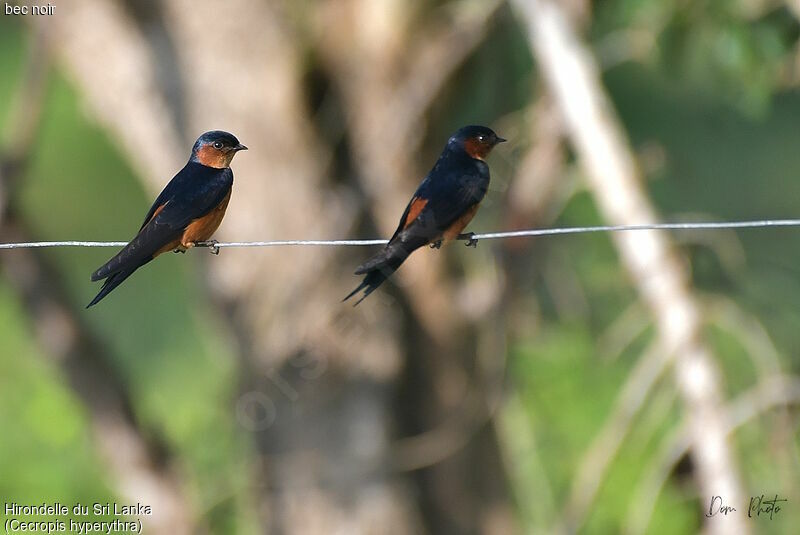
[1, 0, 800, 533]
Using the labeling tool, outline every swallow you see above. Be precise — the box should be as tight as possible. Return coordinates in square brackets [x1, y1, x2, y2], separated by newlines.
[344, 125, 505, 305]
[87, 130, 247, 307]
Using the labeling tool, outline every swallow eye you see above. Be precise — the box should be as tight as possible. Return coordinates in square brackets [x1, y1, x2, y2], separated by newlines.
[476, 135, 486, 142]
[213, 141, 223, 149]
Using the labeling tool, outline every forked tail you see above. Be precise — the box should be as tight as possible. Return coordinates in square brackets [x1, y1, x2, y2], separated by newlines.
[344, 240, 418, 306]
[86, 267, 137, 308]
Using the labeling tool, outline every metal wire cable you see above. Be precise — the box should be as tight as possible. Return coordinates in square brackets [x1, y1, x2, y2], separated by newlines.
[1, 219, 800, 250]
[0, 219, 800, 249]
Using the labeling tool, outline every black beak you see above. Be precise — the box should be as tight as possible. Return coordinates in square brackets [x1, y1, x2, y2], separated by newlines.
[495, 136, 507, 144]
[235, 143, 248, 151]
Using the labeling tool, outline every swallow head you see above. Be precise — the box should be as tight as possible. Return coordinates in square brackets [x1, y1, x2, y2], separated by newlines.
[191, 130, 248, 168]
[449, 125, 506, 161]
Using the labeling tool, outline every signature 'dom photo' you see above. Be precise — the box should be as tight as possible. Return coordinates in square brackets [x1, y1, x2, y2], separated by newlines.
[1, 1, 800, 535]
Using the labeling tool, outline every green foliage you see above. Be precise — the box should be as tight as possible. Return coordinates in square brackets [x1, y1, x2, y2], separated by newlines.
[595, 0, 800, 114]
[0, 281, 116, 522]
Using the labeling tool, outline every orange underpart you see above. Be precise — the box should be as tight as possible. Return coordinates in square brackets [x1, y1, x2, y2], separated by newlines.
[181, 189, 232, 247]
[152, 190, 232, 257]
[442, 204, 479, 240]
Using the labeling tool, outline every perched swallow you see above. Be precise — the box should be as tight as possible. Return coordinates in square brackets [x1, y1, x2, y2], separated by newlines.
[87, 130, 247, 307]
[345, 125, 505, 305]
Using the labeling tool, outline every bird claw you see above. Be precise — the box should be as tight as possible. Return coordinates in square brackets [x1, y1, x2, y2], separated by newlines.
[459, 232, 479, 247]
[197, 240, 220, 255]
[173, 248, 186, 254]
[429, 240, 443, 250]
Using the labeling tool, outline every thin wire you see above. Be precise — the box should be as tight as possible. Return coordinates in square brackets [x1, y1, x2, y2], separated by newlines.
[1, 219, 799, 250]
[0, 241, 130, 249]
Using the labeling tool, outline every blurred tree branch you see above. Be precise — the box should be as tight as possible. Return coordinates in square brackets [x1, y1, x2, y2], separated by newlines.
[511, 1, 749, 533]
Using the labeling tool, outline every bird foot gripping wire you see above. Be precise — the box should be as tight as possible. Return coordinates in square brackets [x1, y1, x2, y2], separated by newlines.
[196, 240, 220, 255]
[429, 233, 478, 249]
[458, 232, 479, 247]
